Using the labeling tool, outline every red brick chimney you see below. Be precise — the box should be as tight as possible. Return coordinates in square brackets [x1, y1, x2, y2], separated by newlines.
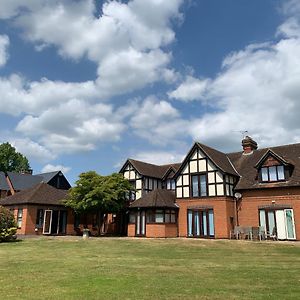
[242, 136, 258, 154]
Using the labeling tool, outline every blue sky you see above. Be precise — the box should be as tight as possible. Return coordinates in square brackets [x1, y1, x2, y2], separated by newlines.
[0, 0, 300, 184]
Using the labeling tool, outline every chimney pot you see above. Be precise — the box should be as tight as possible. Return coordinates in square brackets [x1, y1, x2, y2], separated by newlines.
[242, 136, 258, 154]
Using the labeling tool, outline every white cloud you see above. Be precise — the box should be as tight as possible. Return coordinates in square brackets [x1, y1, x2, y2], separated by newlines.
[0, 34, 9, 67]
[133, 150, 185, 165]
[9, 138, 55, 162]
[168, 75, 210, 101]
[16, 99, 125, 154]
[41, 164, 71, 174]
[0, 0, 183, 100]
[183, 17, 300, 150]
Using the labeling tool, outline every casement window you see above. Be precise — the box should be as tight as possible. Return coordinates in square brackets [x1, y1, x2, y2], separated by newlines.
[191, 174, 207, 197]
[166, 179, 176, 190]
[146, 209, 177, 224]
[260, 165, 285, 182]
[126, 180, 136, 201]
[35, 209, 44, 228]
[17, 208, 23, 229]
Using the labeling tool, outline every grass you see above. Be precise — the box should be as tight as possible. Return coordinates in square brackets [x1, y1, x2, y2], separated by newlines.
[0, 237, 300, 299]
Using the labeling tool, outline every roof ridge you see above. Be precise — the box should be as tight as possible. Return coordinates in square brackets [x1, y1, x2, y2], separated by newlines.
[227, 141, 300, 155]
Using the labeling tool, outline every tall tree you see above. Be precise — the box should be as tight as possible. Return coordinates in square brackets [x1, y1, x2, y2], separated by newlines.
[64, 171, 132, 235]
[0, 142, 30, 173]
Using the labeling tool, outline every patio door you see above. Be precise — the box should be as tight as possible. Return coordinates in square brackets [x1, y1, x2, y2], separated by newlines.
[135, 210, 146, 236]
[43, 210, 52, 234]
[187, 209, 214, 238]
[43, 210, 67, 235]
[259, 208, 296, 240]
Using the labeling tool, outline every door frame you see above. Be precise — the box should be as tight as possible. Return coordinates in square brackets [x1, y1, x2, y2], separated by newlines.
[43, 209, 53, 235]
[135, 210, 146, 237]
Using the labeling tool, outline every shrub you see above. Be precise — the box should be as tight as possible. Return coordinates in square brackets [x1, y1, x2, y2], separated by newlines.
[0, 206, 17, 242]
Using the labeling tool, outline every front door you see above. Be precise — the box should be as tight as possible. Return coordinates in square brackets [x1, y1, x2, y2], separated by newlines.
[135, 210, 146, 236]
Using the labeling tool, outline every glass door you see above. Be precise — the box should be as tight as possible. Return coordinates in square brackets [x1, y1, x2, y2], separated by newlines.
[285, 209, 296, 240]
[187, 209, 214, 238]
[135, 210, 146, 236]
[43, 210, 52, 234]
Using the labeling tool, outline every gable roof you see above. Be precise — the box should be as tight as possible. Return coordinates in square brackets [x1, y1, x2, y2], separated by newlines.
[0, 171, 9, 190]
[174, 142, 239, 177]
[130, 189, 178, 208]
[254, 149, 291, 168]
[6, 171, 70, 191]
[7, 171, 42, 191]
[227, 142, 300, 190]
[36, 171, 61, 183]
[120, 159, 181, 179]
[0, 182, 68, 206]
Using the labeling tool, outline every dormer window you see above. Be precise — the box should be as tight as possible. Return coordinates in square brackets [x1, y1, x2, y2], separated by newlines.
[260, 165, 285, 182]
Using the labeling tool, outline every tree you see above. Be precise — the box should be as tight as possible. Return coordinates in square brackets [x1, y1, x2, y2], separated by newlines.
[0, 206, 17, 242]
[0, 142, 30, 173]
[64, 171, 133, 235]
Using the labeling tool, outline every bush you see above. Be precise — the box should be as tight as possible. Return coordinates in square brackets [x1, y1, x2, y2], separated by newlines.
[0, 206, 17, 242]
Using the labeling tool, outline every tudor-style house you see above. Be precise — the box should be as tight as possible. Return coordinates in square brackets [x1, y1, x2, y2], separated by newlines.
[120, 136, 299, 240]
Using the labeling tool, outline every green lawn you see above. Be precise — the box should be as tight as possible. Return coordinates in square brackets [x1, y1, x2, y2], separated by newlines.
[0, 237, 300, 299]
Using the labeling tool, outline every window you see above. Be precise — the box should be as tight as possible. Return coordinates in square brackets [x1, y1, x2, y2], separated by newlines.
[126, 181, 136, 201]
[129, 212, 136, 224]
[191, 174, 207, 197]
[166, 179, 176, 190]
[17, 208, 23, 229]
[260, 165, 285, 182]
[35, 209, 44, 228]
[146, 209, 177, 223]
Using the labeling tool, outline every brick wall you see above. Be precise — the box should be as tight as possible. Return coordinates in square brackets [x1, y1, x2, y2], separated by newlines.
[127, 223, 177, 237]
[176, 197, 236, 239]
[238, 188, 300, 240]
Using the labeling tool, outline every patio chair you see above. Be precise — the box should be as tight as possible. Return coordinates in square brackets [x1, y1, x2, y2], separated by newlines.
[251, 227, 260, 241]
[230, 226, 241, 239]
[243, 226, 252, 240]
[258, 226, 266, 240]
[266, 227, 278, 241]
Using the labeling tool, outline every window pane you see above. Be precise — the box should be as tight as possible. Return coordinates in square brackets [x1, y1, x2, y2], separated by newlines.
[167, 180, 171, 190]
[261, 168, 268, 181]
[171, 180, 176, 190]
[165, 213, 171, 223]
[277, 165, 285, 180]
[171, 212, 176, 223]
[269, 166, 277, 181]
[192, 176, 199, 197]
[155, 210, 164, 223]
[129, 212, 136, 223]
[208, 210, 214, 236]
[200, 175, 207, 196]
[188, 210, 193, 236]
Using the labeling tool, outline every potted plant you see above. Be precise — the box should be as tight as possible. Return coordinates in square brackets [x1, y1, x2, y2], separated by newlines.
[82, 228, 90, 239]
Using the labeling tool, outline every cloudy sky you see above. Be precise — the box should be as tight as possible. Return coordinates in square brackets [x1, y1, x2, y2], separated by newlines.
[0, 0, 300, 184]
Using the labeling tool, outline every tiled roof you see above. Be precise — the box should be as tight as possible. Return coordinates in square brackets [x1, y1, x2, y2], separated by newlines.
[130, 189, 178, 208]
[127, 159, 181, 179]
[7, 171, 42, 191]
[227, 143, 300, 190]
[6, 171, 66, 191]
[196, 142, 239, 176]
[0, 183, 68, 206]
[0, 171, 9, 190]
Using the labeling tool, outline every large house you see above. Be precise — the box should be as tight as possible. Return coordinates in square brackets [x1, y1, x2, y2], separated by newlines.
[120, 137, 299, 240]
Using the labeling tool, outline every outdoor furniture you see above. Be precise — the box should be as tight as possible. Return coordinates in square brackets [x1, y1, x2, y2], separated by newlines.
[266, 227, 278, 240]
[258, 226, 266, 240]
[230, 226, 241, 239]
